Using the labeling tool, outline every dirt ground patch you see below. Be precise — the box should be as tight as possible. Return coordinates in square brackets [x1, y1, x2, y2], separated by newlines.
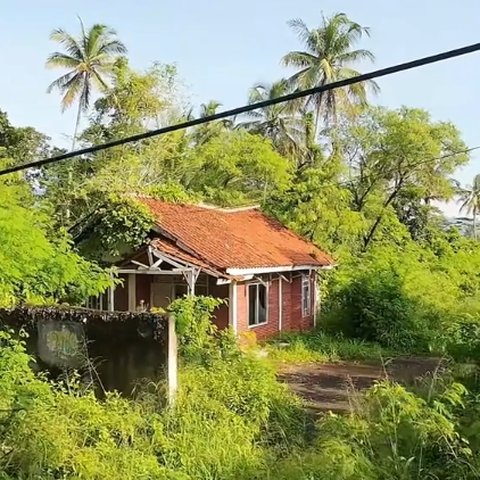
[278, 357, 444, 413]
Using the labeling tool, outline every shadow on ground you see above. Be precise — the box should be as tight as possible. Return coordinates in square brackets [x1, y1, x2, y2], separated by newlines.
[278, 357, 444, 413]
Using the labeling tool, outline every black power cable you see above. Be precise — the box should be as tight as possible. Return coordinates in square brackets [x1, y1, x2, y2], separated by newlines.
[1, 41, 480, 177]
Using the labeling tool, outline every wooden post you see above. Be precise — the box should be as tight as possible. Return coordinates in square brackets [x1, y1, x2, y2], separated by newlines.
[167, 314, 178, 404]
[313, 272, 319, 328]
[186, 269, 198, 296]
[228, 281, 238, 333]
[278, 276, 283, 332]
[128, 273, 136, 312]
[108, 287, 115, 312]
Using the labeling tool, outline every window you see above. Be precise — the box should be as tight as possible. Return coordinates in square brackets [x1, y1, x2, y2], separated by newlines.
[248, 284, 267, 326]
[302, 275, 311, 316]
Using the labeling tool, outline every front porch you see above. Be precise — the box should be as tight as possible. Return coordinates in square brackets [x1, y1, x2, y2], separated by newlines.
[87, 238, 320, 340]
[88, 243, 231, 330]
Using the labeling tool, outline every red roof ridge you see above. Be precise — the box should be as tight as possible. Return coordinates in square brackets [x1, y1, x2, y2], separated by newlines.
[195, 202, 261, 213]
[129, 194, 259, 214]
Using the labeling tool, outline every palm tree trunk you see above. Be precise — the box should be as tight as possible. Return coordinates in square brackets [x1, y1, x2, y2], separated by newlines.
[474, 210, 477, 240]
[65, 102, 82, 223]
[71, 101, 82, 151]
[314, 99, 322, 141]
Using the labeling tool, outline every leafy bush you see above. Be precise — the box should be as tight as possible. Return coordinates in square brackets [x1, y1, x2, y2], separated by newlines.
[168, 295, 235, 363]
[442, 313, 480, 361]
[270, 380, 476, 480]
[326, 266, 434, 351]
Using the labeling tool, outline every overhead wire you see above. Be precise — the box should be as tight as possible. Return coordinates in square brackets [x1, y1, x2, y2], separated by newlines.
[1, 41, 480, 177]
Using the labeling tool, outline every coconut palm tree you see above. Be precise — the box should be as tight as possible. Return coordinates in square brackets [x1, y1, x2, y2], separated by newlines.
[192, 100, 233, 145]
[282, 12, 378, 138]
[458, 174, 480, 239]
[46, 18, 127, 149]
[239, 80, 307, 161]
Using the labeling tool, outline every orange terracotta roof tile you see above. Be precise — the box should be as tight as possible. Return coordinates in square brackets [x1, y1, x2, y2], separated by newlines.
[138, 198, 334, 272]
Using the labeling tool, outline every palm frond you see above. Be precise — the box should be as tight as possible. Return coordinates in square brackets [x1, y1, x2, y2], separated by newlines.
[97, 38, 128, 56]
[287, 18, 311, 45]
[337, 49, 375, 64]
[282, 50, 318, 69]
[46, 70, 77, 93]
[46, 52, 81, 70]
[49, 28, 83, 60]
[80, 78, 91, 110]
[91, 69, 110, 92]
[60, 74, 85, 111]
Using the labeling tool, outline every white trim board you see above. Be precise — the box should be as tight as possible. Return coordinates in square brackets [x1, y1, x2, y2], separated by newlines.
[226, 265, 328, 276]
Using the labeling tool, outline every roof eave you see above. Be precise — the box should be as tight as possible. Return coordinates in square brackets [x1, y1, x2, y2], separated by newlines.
[225, 264, 335, 276]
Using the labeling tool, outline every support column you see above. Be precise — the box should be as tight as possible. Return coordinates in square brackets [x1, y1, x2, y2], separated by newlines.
[167, 314, 178, 404]
[278, 276, 283, 332]
[228, 281, 238, 334]
[313, 273, 319, 328]
[128, 273, 136, 312]
[108, 286, 115, 312]
[186, 269, 199, 296]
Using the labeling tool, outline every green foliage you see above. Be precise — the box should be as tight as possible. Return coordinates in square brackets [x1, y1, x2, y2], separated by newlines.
[168, 295, 226, 362]
[267, 157, 365, 256]
[0, 183, 111, 307]
[267, 329, 389, 363]
[1, 308, 480, 480]
[147, 181, 198, 203]
[188, 130, 292, 206]
[323, 231, 480, 355]
[0, 330, 307, 480]
[443, 314, 480, 361]
[268, 380, 475, 480]
[76, 195, 153, 262]
[329, 267, 431, 350]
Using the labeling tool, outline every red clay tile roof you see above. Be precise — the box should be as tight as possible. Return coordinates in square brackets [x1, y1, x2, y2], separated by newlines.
[137, 198, 334, 272]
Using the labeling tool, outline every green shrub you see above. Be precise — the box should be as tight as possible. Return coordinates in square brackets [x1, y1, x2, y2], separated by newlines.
[326, 267, 435, 351]
[442, 313, 480, 361]
[155, 356, 307, 479]
[0, 329, 308, 480]
[168, 295, 231, 363]
[269, 380, 475, 480]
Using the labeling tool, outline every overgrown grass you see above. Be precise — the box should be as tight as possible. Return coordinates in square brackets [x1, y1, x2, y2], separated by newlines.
[265, 329, 393, 364]
[0, 329, 308, 480]
[2, 325, 480, 479]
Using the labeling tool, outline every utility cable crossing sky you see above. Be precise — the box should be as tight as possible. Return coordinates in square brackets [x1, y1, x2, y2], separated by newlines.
[1, 41, 480, 177]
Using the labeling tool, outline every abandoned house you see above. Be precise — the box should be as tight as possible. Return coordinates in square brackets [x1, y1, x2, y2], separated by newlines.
[89, 198, 334, 340]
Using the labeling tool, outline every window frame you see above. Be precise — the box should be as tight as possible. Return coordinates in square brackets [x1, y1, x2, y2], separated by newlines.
[301, 274, 311, 317]
[247, 282, 268, 328]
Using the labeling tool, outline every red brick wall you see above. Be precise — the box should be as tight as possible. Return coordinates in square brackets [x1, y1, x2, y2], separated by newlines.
[236, 283, 248, 333]
[235, 271, 316, 340]
[208, 277, 229, 330]
[288, 273, 315, 332]
[235, 278, 281, 341]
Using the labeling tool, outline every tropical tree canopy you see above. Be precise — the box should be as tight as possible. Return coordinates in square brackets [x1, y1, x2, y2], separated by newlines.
[458, 173, 480, 239]
[282, 12, 378, 136]
[46, 18, 127, 147]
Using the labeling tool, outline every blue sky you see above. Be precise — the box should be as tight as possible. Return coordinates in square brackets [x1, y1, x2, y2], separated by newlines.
[1, 0, 479, 216]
